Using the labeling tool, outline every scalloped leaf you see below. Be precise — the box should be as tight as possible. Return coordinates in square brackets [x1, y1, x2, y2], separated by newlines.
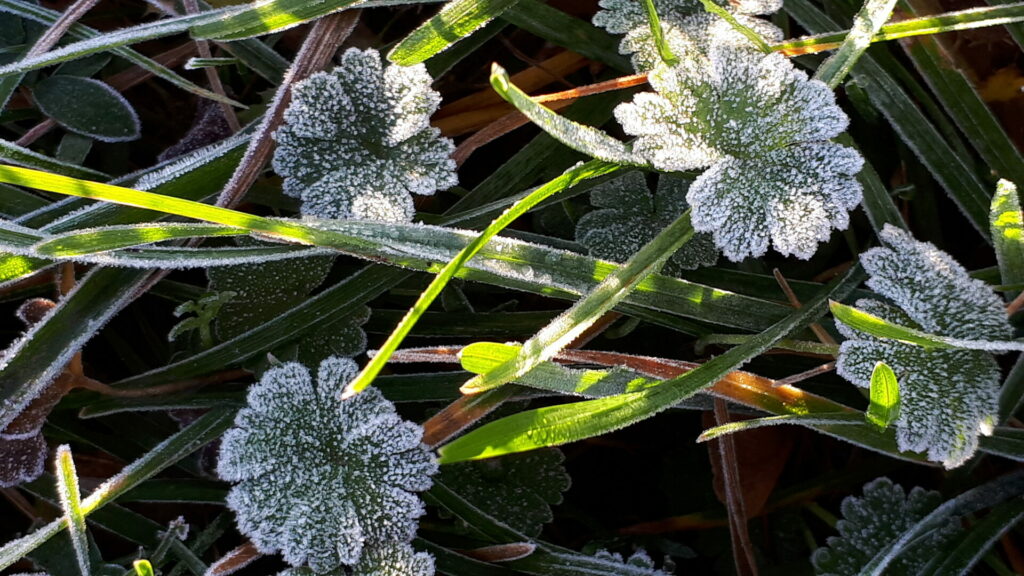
[272, 47, 457, 222]
[575, 172, 718, 273]
[615, 45, 863, 260]
[835, 225, 1013, 468]
[812, 477, 958, 576]
[218, 357, 438, 572]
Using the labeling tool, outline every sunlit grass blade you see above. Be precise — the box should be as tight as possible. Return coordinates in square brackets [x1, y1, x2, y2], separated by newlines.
[55, 445, 90, 576]
[188, 0, 362, 39]
[813, 0, 897, 88]
[991, 180, 1024, 299]
[697, 413, 866, 442]
[460, 210, 694, 394]
[33, 223, 249, 256]
[388, 0, 520, 65]
[341, 159, 620, 398]
[488, 64, 642, 165]
[640, 0, 677, 65]
[437, 265, 864, 463]
[867, 361, 899, 430]
[696, 0, 770, 52]
[0, 408, 235, 571]
[773, 2, 1024, 55]
[133, 559, 156, 576]
[830, 300, 1024, 352]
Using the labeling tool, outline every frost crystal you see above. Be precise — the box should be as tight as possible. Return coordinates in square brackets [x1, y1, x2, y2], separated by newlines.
[835, 225, 1012, 468]
[593, 0, 783, 72]
[281, 543, 435, 576]
[218, 357, 438, 572]
[575, 172, 718, 273]
[811, 477, 958, 576]
[272, 48, 457, 222]
[615, 45, 863, 260]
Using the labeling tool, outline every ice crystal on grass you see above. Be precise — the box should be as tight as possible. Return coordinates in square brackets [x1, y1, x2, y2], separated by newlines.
[616, 45, 863, 261]
[835, 225, 1013, 468]
[812, 477, 957, 576]
[218, 357, 438, 572]
[593, 0, 783, 72]
[575, 172, 717, 273]
[272, 48, 457, 222]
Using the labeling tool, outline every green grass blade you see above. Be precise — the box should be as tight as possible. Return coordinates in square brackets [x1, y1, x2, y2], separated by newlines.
[697, 413, 866, 442]
[814, 0, 897, 88]
[991, 179, 1024, 294]
[787, 0, 994, 241]
[0, 139, 108, 180]
[501, 0, 631, 72]
[0, 0, 243, 107]
[437, 265, 864, 463]
[830, 300, 1024, 352]
[489, 64, 642, 165]
[189, 0, 362, 39]
[388, 0, 521, 65]
[134, 559, 156, 576]
[899, 25, 1024, 186]
[979, 427, 1024, 462]
[33, 223, 248, 256]
[55, 445, 90, 576]
[867, 361, 899, 430]
[0, 408, 235, 571]
[641, 0, 678, 65]
[774, 2, 1024, 53]
[342, 159, 620, 397]
[923, 498, 1024, 575]
[461, 210, 694, 394]
[696, 0, 770, 52]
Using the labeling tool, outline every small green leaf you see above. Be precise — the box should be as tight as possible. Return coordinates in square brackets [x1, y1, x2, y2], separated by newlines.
[33, 75, 140, 142]
[55, 445, 90, 576]
[991, 179, 1024, 294]
[388, 0, 521, 65]
[133, 559, 155, 576]
[867, 362, 899, 430]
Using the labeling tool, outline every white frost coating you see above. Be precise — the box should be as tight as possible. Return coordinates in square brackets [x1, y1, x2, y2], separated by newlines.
[616, 45, 862, 260]
[279, 542, 435, 576]
[575, 172, 717, 272]
[217, 357, 438, 573]
[811, 477, 958, 576]
[549, 548, 675, 575]
[272, 48, 457, 222]
[835, 226, 1013, 468]
[593, 0, 783, 72]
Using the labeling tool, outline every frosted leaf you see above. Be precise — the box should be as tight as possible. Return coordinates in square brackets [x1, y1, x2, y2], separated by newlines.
[616, 45, 862, 260]
[439, 448, 570, 537]
[207, 252, 368, 367]
[272, 47, 457, 222]
[811, 477, 958, 576]
[218, 357, 438, 572]
[835, 225, 1012, 468]
[280, 543, 434, 576]
[575, 172, 718, 272]
[593, 0, 783, 72]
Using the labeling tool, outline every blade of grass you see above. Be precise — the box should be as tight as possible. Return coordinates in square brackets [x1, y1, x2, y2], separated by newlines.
[0, 408, 235, 571]
[501, 0, 631, 72]
[922, 498, 1024, 575]
[991, 180, 1024, 299]
[341, 159, 620, 397]
[0, 139, 108, 180]
[460, 210, 694, 394]
[388, 0, 520, 65]
[55, 445, 90, 576]
[437, 265, 864, 462]
[814, 0, 898, 88]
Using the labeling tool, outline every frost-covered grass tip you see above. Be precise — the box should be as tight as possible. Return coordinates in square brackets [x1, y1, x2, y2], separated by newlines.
[575, 172, 717, 272]
[835, 225, 1013, 468]
[615, 44, 863, 261]
[217, 356, 438, 573]
[272, 47, 457, 222]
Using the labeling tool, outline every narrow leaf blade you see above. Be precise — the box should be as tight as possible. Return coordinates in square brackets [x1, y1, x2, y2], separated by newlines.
[867, 361, 900, 430]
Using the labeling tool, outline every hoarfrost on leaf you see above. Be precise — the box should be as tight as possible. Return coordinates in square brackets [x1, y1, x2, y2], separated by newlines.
[279, 542, 435, 576]
[217, 356, 438, 572]
[615, 45, 862, 260]
[575, 172, 718, 273]
[835, 225, 1012, 468]
[272, 47, 457, 222]
[593, 0, 783, 72]
[811, 477, 958, 576]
